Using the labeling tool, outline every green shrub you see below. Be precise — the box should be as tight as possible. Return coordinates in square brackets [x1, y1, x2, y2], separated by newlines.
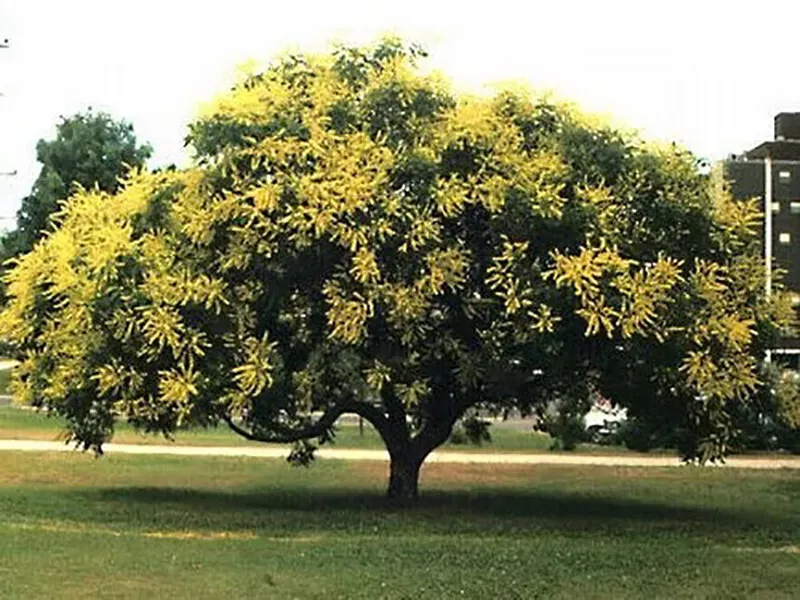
[449, 416, 492, 446]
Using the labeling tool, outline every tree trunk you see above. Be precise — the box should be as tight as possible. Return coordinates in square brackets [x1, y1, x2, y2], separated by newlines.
[386, 452, 421, 501]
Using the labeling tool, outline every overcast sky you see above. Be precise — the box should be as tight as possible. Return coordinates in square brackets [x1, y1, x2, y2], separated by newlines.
[0, 0, 798, 228]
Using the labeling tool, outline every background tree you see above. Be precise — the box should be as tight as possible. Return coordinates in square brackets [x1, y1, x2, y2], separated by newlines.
[0, 39, 789, 500]
[1, 110, 152, 258]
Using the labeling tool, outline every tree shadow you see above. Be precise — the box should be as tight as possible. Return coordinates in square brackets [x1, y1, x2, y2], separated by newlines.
[64, 484, 797, 540]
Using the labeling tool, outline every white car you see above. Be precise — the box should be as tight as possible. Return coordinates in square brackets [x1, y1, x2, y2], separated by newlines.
[584, 399, 627, 443]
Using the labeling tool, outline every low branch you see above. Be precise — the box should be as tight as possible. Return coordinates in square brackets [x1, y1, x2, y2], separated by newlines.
[224, 405, 346, 444]
[223, 399, 391, 445]
[345, 400, 389, 431]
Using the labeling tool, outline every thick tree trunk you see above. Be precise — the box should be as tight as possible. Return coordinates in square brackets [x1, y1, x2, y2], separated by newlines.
[386, 452, 421, 501]
[362, 387, 461, 502]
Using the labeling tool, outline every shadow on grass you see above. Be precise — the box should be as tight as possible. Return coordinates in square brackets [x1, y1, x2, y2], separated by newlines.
[63, 485, 796, 539]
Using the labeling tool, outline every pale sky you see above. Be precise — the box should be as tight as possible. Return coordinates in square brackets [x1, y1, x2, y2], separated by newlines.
[0, 0, 798, 229]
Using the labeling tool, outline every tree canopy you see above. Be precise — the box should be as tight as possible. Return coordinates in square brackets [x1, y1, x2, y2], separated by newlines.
[1, 110, 152, 258]
[0, 39, 789, 498]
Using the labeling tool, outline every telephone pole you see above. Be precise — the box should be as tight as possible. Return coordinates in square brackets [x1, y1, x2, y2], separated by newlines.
[0, 37, 14, 179]
[0, 36, 15, 234]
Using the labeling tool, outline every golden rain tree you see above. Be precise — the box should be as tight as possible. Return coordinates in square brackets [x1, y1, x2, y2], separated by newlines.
[0, 39, 788, 499]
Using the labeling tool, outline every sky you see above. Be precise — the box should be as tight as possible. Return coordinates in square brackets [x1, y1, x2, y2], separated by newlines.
[0, 0, 799, 229]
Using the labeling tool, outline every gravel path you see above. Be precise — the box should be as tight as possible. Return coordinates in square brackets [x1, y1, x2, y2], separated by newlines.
[1, 439, 798, 469]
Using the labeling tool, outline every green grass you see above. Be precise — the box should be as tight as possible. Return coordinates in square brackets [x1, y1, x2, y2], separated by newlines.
[0, 452, 797, 599]
[0, 369, 10, 395]
[0, 404, 616, 454]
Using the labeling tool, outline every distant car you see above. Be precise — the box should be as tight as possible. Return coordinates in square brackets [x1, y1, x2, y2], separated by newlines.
[584, 399, 627, 444]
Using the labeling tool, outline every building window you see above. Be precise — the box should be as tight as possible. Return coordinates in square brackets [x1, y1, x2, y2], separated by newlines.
[779, 170, 791, 183]
[791, 202, 800, 215]
[779, 232, 791, 244]
[772, 202, 781, 213]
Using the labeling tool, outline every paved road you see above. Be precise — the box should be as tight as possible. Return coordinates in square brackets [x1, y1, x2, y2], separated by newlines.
[1, 439, 799, 469]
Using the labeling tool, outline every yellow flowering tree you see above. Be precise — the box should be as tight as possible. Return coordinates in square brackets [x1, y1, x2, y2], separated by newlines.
[0, 39, 787, 498]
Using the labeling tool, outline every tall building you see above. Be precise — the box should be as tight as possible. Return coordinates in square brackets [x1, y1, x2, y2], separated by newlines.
[725, 113, 800, 356]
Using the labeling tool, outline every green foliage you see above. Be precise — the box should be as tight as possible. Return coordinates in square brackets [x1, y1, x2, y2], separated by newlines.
[614, 416, 683, 453]
[774, 368, 800, 431]
[449, 415, 492, 446]
[1, 109, 152, 258]
[0, 39, 787, 495]
[727, 364, 800, 453]
[539, 396, 591, 451]
[615, 363, 800, 455]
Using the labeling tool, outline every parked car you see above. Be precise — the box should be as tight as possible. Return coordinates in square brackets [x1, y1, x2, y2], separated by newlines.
[584, 399, 627, 444]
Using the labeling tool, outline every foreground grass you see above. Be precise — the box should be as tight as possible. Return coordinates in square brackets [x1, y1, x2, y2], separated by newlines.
[0, 452, 798, 599]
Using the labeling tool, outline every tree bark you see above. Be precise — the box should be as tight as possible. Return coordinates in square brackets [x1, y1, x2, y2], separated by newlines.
[378, 397, 462, 502]
[386, 450, 421, 501]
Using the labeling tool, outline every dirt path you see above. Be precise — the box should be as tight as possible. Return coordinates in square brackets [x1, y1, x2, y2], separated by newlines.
[1, 439, 798, 469]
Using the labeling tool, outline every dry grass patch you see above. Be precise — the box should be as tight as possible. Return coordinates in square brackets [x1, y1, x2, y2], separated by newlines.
[142, 530, 258, 541]
[6, 519, 124, 537]
[0, 452, 101, 487]
[420, 462, 543, 486]
[0, 452, 270, 490]
[0, 429, 65, 442]
[730, 545, 800, 555]
[4, 519, 323, 544]
[355, 461, 594, 488]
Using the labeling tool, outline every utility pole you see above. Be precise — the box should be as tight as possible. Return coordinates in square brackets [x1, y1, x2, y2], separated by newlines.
[0, 37, 14, 181]
[764, 156, 773, 364]
[0, 36, 16, 238]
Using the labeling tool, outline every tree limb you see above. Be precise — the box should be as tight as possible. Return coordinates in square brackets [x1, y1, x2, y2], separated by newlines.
[224, 405, 346, 444]
[223, 399, 392, 445]
[412, 392, 469, 460]
[344, 400, 391, 433]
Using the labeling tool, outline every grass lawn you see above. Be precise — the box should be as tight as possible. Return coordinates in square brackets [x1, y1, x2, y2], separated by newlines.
[0, 404, 634, 454]
[0, 369, 10, 395]
[0, 452, 797, 599]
